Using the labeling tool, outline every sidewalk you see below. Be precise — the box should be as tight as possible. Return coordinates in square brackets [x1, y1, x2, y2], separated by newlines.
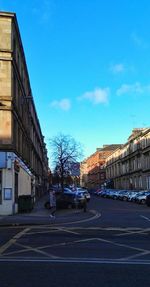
[0, 193, 92, 227]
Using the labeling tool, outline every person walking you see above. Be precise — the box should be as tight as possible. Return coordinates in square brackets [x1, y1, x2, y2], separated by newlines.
[49, 187, 56, 218]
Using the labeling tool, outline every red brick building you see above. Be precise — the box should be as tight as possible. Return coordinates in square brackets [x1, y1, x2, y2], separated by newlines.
[80, 145, 122, 190]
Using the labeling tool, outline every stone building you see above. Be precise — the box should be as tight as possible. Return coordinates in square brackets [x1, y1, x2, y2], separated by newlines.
[80, 145, 122, 190]
[0, 11, 49, 215]
[106, 128, 150, 190]
[80, 160, 88, 188]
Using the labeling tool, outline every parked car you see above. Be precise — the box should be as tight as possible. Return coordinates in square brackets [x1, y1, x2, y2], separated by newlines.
[45, 188, 85, 209]
[146, 194, 150, 207]
[76, 188, 91, 202]
[107, 189, 118, 199]
[111, 190, 121, 200]
[99, 189, 108, 197]
[133, 191, 147, 203]
[127, 191, 139, 202]
[136, 191, 150, 204]
[112, 190, 124, 200]
[94, 188, 103, 195]
[56, 189, 77, 209]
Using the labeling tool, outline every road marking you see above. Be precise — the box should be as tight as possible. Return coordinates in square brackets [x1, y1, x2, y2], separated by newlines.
[57, 211, 101, 225]
[120, 250, 150, 261]
[0, 210, 101, 229]
[23, 226, 80, 236]
[140, 215, 150, 222]
[55, 227, 80, 235]
[1, 226, 150, 262]
[0, 228, 30, 255]
[15, 242, 59, 259]
[117, 228, 150, 236]
[27, 229, 62, 235]
[1, 225, 150, 260]
[95, 237, 150, 253]
[1, 257, 150, 265]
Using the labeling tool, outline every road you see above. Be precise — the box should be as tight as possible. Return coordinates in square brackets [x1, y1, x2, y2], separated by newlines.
[0, 195, 150, 286]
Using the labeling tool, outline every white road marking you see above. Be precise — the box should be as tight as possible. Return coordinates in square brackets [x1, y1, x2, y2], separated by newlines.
[1, 257, 150, 265]
[120, 250, 150, 261]
[54, 211, 101, 225]
[140, 215, 150, 222]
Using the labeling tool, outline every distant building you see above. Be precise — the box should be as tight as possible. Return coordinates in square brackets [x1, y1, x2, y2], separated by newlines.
[106, 128, 150, 190]
[0, 12, 49, 215]
[80, 160, 88, 188]
[80, 144, 122, 190]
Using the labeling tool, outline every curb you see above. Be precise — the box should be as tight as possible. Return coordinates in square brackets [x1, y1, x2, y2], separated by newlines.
[0, 209, 95, 228]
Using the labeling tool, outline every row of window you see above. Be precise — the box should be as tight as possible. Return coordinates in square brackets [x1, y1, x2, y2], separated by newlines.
[107, 131, 150, 165]
[13, 35, 29, 97]
[13, 118, 46, 177]
[115, 175, 150, 190]
[107, 153, 150, 179]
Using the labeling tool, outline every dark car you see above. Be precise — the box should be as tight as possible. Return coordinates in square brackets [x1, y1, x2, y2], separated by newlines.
[56, 189, 77, 209]
[45, 188, 85, 209]
[146, 193, 150, 207]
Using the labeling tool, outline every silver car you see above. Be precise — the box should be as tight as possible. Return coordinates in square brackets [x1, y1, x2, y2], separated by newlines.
[76, 188, 91, 202]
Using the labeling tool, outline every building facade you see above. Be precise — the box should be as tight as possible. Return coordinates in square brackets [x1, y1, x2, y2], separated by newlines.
[80, 160, 88, 188]
[80, 145, 122, 190]
[106, 128, 150, 190]
[0, 12, 49, 215]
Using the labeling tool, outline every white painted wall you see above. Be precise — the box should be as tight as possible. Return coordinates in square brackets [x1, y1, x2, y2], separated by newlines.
[0, 169, 14, 215]
[0, 163, 32, 215]
[18, 167, 31, 196]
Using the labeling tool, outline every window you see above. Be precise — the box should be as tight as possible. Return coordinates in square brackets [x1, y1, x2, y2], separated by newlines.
[139, 176, 142, 189]
[146, 176, 150, 189]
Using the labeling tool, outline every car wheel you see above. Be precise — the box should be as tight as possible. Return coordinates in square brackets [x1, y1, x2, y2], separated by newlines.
[141, 199, 146, 204]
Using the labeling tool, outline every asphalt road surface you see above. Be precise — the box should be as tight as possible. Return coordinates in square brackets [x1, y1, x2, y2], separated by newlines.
[1, 195, 150, 287]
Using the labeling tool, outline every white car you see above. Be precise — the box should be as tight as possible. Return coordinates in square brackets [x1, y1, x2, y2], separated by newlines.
[76, 188, 91, 202]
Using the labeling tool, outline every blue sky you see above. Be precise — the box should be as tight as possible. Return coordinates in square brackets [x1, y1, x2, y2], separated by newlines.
[0, 0, 150, 163]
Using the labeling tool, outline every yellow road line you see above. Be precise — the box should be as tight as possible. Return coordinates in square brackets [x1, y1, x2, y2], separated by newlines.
[0, 228, 30, 255]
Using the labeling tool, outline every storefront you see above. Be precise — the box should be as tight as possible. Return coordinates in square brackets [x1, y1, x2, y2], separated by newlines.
[0, 151, 34, 215]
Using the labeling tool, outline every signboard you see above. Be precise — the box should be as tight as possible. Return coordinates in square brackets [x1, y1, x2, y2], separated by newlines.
[4, 188, 12, 200]
[70, 162, 80, 176]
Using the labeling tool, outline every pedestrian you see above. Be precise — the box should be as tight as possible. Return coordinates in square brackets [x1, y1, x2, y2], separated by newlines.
[49, 187, 56, 218]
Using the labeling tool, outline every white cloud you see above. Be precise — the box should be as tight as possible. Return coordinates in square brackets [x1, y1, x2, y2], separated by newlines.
[110, 63, 125, 74]
[79, 87, 109, 104]
[131, 32, 148, 49]
[116, 82, 150, 96]
[32, 0, 55, 24]
[50, 99, 71, 111]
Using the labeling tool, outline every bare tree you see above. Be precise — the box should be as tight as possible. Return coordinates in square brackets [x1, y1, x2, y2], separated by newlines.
[50, 133, 83, 191]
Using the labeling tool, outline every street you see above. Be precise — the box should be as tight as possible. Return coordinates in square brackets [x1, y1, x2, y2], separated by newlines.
[0, 195, 150, 286]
